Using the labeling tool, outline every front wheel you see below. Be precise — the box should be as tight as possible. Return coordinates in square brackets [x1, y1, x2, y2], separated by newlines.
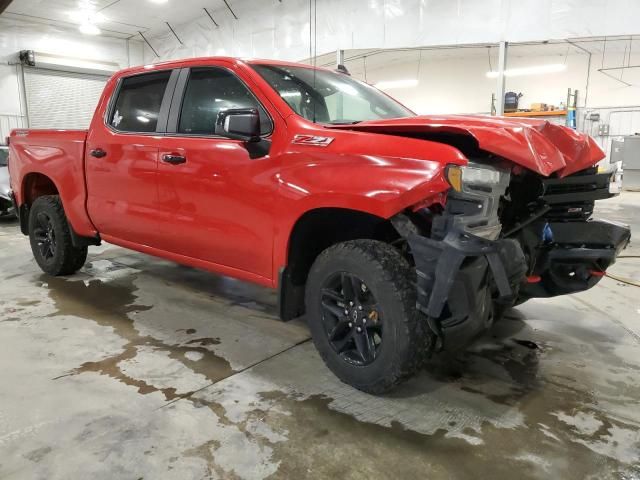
[305, 240, 434, 394]
[28, 195, 88, 276]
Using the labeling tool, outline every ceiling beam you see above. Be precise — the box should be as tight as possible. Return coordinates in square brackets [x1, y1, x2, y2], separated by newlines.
[222, 0, 238, 20]
[0, 0, 14, 15]
[2, 11, 135, 38]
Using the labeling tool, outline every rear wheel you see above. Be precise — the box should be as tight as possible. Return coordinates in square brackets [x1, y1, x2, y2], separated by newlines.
[28, 195, 87, 276]
[305, 240, 433, 394]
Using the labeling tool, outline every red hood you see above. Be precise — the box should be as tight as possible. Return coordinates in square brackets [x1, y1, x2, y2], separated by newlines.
[326, 115, 605, 177]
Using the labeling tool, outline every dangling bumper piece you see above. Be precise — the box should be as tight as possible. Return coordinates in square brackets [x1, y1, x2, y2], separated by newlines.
[408, 231, 526, 351]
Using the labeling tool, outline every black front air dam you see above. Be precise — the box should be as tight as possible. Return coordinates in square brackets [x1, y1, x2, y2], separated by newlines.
[408, 232, 527, 351]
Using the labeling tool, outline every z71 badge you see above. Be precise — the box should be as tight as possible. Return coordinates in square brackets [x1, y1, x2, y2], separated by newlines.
[292, 134, 335, 147]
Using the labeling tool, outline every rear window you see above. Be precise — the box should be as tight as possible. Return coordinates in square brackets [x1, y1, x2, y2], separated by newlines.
[0, 148, 8, 167]
[109, 71, 171, 133]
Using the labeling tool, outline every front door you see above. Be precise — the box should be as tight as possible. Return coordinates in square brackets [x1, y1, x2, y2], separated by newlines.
[154, 65, 278, 280]
[86, 69, 176, 246]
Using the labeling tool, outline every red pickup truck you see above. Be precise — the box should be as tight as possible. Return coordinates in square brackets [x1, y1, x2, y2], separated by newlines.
[8, 57, 630, 393]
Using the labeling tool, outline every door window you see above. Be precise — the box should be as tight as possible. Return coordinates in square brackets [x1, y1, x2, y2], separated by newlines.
[178, 68, 272, 136]
[109, 71, 172, 132]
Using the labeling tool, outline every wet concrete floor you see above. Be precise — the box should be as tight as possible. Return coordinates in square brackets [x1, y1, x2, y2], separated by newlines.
[0, 193, 639, 479]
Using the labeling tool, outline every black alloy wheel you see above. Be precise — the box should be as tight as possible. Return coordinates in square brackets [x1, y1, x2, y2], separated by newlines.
[32, 211, 57, 261]
[305, 239, 434, 394]
[320, 272, 383, 366]
[28, 195, 88, 276]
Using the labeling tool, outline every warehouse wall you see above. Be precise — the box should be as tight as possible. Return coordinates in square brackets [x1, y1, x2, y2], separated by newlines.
[347, 48, 640, 115]
[0, 18, 143, 141]
[347, 46, 640, 162]
[144, 0, 640, 63]
[139, 0, 640, 165]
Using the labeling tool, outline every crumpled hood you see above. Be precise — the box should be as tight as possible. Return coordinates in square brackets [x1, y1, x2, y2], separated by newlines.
[326, 115, 605, 177]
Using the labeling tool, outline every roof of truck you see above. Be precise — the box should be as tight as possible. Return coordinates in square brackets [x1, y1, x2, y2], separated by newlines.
[115, 56, 330, 78]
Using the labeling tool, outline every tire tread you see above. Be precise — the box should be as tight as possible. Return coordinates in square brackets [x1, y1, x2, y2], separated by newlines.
[29, 195, 87, 276]
[307, 239, 434, 394]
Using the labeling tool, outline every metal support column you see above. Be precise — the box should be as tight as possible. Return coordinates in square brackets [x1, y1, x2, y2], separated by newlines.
[336, 49, 345, 119]
[495, 41, 508, 116]
[336, 49, 344, 68]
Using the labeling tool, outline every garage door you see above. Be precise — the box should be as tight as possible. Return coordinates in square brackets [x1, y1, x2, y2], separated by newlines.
[23, 68, 108, 129]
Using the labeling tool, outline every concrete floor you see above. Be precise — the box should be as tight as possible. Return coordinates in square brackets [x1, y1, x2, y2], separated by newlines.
[0, 194, 639, 480]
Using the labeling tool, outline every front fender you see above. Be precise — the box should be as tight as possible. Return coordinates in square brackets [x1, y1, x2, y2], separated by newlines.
[271, 145, 461, 281]
[276, 158, 452, 218]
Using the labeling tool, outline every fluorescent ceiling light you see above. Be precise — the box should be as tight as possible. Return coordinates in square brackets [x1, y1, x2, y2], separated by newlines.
[336, 83, 358, 95]
[280, 91, 301, 98]
[79, 23, 101, 35]
[486, 63, 567, 78]
[70, 10, 106, 23]
[71, 1, 105, 35]
[374, 79, 419, 90]
[148, 0, 169, 3]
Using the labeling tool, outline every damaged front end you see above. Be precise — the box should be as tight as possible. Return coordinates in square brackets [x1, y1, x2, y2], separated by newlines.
[395, 162, 630, 352]
[504, 165, 630, 300]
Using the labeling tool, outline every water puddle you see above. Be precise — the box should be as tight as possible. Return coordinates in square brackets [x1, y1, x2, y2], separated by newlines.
[43, 275, 234, 400]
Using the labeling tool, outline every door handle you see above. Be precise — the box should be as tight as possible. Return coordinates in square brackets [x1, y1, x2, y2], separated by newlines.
[90, 148, 107, 158]
[162, 154, 186, 165]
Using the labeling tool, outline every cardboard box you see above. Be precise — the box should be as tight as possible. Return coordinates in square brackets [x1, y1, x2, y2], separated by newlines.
[530, 103, 548, 112]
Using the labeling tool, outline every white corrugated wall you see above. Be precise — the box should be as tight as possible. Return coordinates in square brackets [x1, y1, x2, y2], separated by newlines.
[22, 68, 107, 130]
[0, 114, 26, 144]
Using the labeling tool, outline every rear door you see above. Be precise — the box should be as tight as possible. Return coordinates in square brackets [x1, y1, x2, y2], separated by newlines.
[86, 69, 178, 246]
[154, 64, 278, 280]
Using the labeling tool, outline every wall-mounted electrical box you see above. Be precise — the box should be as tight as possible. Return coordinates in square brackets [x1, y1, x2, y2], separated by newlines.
[598, 124, 610, 136]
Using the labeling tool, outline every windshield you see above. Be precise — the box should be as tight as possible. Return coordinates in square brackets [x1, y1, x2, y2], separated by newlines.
[0, 148, 8, 167]
[251, 64, 414, 124]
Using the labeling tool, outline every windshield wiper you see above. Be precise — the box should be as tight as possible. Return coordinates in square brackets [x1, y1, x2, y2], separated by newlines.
[326, 121, 362, 125]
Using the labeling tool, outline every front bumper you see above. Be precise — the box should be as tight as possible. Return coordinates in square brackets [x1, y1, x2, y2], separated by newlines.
[403, 163, 631, 352]
[519, 218, 630, 298]
[407, 216, 630, 351]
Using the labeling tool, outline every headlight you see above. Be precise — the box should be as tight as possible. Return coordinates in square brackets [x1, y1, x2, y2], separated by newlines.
[446, 163, 503, 192]
[443, 163, 510, 240]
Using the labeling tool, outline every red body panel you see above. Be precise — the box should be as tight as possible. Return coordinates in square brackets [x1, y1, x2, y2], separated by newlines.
[8, 56, 606, 289]
[326, 115, 606, 178]
[8, 129, 97, 237]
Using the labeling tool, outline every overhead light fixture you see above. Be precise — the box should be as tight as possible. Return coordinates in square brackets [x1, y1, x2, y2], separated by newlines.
[70, 1, 105, 35]
[70, 10, 106, 23]
[148, 0, 169, 3]
[374, 79, 419, 90]
[280, 91, 302, 98]
[486, 63, 567, 78]
[79, 23, 101, 35]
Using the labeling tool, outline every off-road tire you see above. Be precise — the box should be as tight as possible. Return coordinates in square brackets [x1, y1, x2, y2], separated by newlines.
[28, 195, 88, 276]
[305, 239, 434, 394]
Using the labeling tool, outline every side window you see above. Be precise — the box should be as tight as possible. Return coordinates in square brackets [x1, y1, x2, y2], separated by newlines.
[178, 68, 272, 136]
[109, 71, 171, 133]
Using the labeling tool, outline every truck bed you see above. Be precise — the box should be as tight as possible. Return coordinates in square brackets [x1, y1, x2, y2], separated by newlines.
[9, 129, 96, 237]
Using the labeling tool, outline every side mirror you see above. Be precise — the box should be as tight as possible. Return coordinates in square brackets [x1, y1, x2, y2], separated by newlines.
[215, 108, 261, 142]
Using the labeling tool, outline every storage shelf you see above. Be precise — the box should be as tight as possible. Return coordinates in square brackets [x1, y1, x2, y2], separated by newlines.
[503, 110, 568, 117]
